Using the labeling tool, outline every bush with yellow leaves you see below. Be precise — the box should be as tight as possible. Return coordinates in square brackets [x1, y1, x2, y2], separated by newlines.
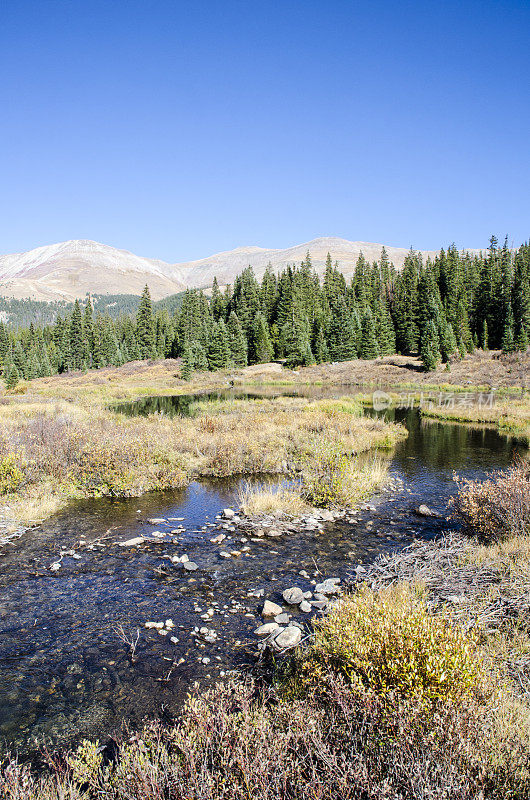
[307, 583, 485, 706]
[0, 453, 24, 494]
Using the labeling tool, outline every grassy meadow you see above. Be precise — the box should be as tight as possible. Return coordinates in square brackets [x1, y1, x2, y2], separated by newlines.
[0, 360, 405, 526]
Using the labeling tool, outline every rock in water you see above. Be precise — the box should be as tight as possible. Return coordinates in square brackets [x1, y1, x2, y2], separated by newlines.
[274, 626, 302, 650]
[223, 508, 236, 519]
[315, 578, 341, 596]
[262, 600, 283, 617]
[415, 504, 441, 517]
[255, 622, 280, 637]
[119, 537, 145, 547]
[183, 561, 198, 571]
[282, 587, 304, 605]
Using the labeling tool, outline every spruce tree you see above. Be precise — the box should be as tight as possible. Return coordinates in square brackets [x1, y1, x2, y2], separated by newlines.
[180, 345, 193, 381]
[282, 306, 314, 368]
[207, 320, 231, 370]
[252, 312, 274, 363]
[83, 297, 95, 367]
[12, 340, 26, 376]
[226, 311, 248, 366]
[260, 264, 278, 324]
[326, 298, 357, 361]
[512, 253, 530, 351]
[420, 320, 441, 371]
[482, 320, 489, 350]
[68, 299, 85, 370]
[312, 322, 329, 363]
[360, 309, 379, 359]
[4, 360, 19, 390]
[136, 285, 156, 359]
[376, 295, 396, 355]
[441, 322, 458, 362]
[190, 341, 209, 371]
[501, 304, 515, 353]
[210, 277, 225, 321]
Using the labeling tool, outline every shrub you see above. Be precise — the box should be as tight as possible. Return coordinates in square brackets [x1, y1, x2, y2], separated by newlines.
[307, 583, 484, 706]
[0, 453, 24, 494]
[451, 458, 530, 543]
[300, 437, 352, 507]
[2, 678, 528, 800]
[300, 437, 389, 508]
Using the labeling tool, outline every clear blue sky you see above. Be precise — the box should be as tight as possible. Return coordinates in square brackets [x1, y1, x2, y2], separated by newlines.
[1, 0, 529, 261]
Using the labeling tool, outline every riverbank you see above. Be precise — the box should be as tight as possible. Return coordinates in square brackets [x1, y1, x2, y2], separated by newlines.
[1, 411, 529, 796]
[0, 384, 405, 527]
[4, 502, 530, 797]
[3, 460, 530, 799]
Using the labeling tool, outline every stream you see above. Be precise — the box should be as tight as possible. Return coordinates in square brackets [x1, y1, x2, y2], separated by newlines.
[0, 388, 525, 758]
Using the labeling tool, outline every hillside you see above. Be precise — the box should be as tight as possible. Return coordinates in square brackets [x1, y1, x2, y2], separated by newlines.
[0, 236, 482, 302]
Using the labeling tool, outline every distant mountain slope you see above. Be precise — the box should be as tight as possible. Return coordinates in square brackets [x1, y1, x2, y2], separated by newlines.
[0, 240, 185, 301]
[0, 236, 482, 302]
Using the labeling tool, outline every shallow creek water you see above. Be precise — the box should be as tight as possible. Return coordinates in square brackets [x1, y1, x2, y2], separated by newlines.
[0, 388, 525, 757]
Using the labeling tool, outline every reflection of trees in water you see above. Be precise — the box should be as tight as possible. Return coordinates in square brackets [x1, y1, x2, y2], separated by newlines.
[393, 408, 519, 476]
[115, 391, 250, 418]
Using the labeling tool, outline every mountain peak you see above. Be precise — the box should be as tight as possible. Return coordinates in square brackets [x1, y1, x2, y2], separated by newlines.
[0, 236, 481, 302]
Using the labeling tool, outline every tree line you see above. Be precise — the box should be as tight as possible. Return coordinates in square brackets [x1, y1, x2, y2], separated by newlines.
[1, 235, 529, 387]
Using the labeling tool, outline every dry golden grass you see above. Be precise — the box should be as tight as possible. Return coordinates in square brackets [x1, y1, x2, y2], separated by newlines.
[0, 382, 405, 525]
[238, 482, 309, 516]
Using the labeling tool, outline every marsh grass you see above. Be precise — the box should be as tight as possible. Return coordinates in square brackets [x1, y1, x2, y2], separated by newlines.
[237, 481, 308, 516]
[421, 395, 530, 444]
[0, 386, 405, 523]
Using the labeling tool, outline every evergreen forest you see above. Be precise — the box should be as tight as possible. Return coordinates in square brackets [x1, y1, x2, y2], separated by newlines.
[1, 236, 529, 388]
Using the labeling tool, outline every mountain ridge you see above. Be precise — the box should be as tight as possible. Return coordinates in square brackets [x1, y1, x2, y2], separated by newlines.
[0, 237, 484, 302]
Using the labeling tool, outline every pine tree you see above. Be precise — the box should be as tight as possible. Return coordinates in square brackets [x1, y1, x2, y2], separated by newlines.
[252, 312, 274, 363]
[136, 285, 156, 359]
[180, 345, 193, 381]
[226, 311, 248, 366]
[360, 309, 379, 359]
[420, 320, 441, 371]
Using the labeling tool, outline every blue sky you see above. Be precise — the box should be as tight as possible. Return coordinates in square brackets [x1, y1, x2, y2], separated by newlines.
[0, 0, 529, 261]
